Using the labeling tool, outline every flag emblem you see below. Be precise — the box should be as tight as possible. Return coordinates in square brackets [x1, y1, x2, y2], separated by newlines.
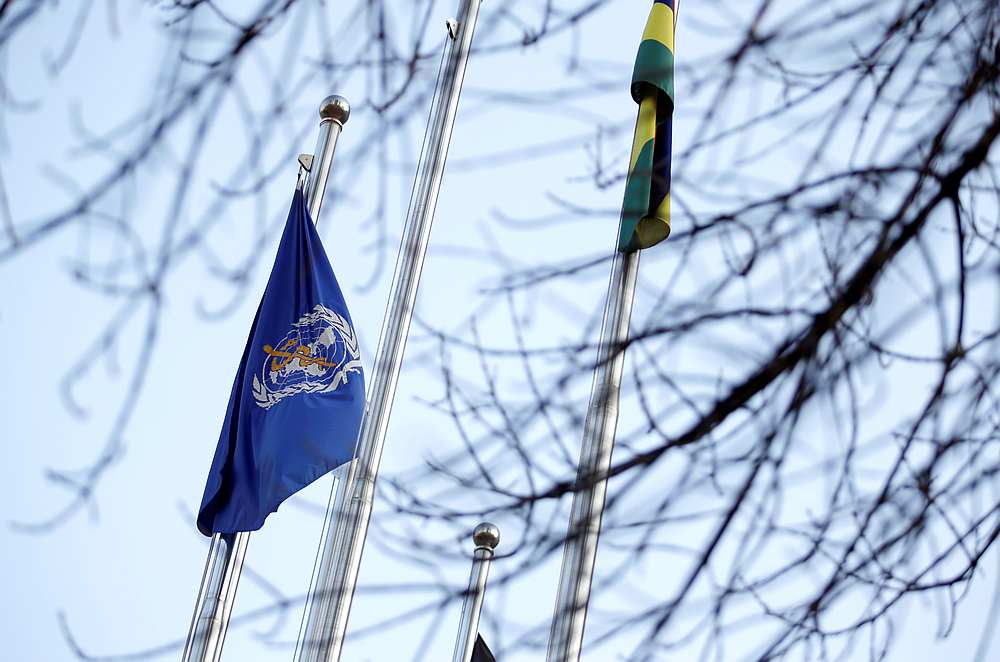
[252, 304, 361, 410]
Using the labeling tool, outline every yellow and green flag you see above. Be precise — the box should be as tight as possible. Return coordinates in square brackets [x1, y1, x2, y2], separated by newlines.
[618, 0, 677, 252]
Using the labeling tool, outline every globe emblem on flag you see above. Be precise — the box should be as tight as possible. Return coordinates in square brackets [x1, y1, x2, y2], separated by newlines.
[251, 304, 362, 410]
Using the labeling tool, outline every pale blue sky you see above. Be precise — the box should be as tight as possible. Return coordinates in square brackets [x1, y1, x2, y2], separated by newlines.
[1, 2, 997, 661]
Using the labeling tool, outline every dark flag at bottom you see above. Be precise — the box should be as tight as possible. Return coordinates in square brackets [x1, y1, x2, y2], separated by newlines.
[472, 634, 495, 662]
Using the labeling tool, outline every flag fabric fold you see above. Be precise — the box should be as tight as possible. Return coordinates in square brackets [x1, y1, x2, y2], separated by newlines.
[618, 0, 678, 252]
[197, 190, 365, 536]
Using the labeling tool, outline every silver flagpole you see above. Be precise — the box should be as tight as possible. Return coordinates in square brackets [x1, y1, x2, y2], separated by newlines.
[181, 95, 350, 662]
[305, 96, 351, 221]
[452, 523, 500, 662]
[548, 3, 680, 657]
[546, 247, 641, 662]
[181, 532, 250, 662]
[294, 2, 483, 659]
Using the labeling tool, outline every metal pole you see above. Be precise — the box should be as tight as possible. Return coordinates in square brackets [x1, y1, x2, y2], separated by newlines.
[452, 523, 500, 662]
[548, 5, 679, 657]
[546, 248, 640, 662]
[305, 96, 350, 222]
[181, 95, 349, 662]
[181, 532, 250, 662]
[294, 3, 483, 659]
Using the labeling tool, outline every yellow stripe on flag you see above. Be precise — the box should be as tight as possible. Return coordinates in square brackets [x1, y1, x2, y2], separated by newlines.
[629, 95, 658, 173]
[641, 3, 675, 52]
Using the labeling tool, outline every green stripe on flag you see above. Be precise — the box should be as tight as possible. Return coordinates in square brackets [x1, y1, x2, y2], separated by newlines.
[618, 139, 655, 252]
[631, 40, 674, 106]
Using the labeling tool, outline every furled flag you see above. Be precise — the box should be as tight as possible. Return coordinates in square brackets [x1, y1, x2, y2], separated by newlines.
[197, 190, 365, 535]
[618, 0, 678, 252]
[472, 634, 496, 662]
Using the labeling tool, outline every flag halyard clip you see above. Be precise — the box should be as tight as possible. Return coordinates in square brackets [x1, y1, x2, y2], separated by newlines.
[296, 153, 314, 191]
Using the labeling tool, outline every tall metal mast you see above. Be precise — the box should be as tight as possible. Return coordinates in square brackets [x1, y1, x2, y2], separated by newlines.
[452, 523, 500, 662]
[545, 249, 640, 662]
[181, 94, 350, 662]
[546, 1, 679, 655]
[293, 3, 483, 659]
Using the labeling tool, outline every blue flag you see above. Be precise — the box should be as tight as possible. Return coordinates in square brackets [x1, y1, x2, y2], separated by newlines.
[197, 190, 365, 535]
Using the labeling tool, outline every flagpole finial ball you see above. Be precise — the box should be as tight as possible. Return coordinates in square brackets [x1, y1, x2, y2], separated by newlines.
[319, 95, 350, 125]
[473, 522, 500, 550]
